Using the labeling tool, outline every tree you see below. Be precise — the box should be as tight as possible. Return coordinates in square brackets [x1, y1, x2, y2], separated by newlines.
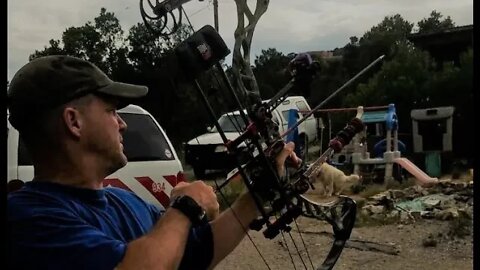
[29, 8, 127, 77]
[421, 48, 473, 159]
[343, 41, 435, 132]
[252, 48, 292, 99]
[357, 14, 414, 69]
[417, 10, 455, 33]
[349, 36, 359, 45]
[30, 39, 66, 58]
[28, 9, 208, 147]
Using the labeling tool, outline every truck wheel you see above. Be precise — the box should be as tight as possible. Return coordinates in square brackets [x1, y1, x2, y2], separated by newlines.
[193, 165, 206, 179]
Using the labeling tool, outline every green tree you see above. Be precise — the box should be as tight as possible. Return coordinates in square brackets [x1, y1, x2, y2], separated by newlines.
[330, 13, 415, 111]
[125, 22, 232, 146]
[421, 48, 473, 158]
[29, 8, 127, 77]
[28, 9, 210, 147]
[356, 14, 414, 71]
[417, 10, 455, 33]
[252, 48, 291, 99]
[94, 8, 129, 76]
[343, 41, 435, 131]
[30, 39, 66, 58]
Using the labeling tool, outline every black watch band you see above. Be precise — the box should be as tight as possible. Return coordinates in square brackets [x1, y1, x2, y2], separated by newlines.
[169, 195, 207, 225]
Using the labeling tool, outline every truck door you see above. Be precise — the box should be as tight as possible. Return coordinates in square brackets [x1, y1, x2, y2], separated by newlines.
[271, 110, 284, 133]
[295, 100, 317, 142]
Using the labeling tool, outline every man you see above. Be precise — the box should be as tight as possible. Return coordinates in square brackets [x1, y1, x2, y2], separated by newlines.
[7, 55, 301, 270]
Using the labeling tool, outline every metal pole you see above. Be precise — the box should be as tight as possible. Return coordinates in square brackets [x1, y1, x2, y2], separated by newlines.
[213, 0, 219, 31]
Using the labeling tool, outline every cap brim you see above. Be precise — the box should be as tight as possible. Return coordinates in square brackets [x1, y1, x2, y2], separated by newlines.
[98, 82, 149, 99]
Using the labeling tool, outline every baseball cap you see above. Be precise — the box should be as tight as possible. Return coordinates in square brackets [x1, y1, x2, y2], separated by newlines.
[7, 55, 148, 129]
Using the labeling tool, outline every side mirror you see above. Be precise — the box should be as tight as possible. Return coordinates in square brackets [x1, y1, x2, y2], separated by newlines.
[207, 126, 214, 132]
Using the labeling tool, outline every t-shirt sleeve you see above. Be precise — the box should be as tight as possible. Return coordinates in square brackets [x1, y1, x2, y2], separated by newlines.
[8, 206, 126, 270]
[178, 223, 214, 270]
[147, 201, 164, 220]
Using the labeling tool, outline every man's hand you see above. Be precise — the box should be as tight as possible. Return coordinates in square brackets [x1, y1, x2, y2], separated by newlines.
[171, 181, 220, 221]
[275, 141, 302, 177]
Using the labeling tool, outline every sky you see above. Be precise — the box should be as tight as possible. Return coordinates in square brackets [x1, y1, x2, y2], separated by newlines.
[7, 0, 473, 81]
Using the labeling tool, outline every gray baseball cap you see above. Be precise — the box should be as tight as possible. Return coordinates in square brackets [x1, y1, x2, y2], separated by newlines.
[7, 55, 148, 129]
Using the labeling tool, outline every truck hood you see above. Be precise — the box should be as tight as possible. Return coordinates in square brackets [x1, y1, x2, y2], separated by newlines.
[187, 132, 242, 145]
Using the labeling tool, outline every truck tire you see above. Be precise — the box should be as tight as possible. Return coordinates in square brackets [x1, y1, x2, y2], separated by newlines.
[193, 165, 206, 179]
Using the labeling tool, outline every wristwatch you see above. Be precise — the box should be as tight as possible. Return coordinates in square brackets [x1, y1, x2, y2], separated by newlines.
[169, 195, 207, 225]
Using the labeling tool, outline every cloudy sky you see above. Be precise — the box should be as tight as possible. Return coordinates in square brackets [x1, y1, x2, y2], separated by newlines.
[7, 0, 473, 81]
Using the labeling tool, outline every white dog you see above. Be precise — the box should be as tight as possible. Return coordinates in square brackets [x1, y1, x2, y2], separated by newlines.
[307, 162, 360, 197]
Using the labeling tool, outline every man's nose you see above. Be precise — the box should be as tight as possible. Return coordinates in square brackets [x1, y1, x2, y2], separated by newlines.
[117, 114, 127, 131]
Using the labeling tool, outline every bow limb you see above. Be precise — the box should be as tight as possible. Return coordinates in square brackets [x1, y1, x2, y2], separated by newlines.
[297, 195, 357, 270]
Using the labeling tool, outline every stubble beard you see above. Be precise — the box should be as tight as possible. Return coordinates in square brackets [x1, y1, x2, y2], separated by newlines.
[105, 151, 128, 176]
[89, 138, 128, 177]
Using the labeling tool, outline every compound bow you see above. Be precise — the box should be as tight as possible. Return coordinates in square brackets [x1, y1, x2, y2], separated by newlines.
[140, 1, 385, 269]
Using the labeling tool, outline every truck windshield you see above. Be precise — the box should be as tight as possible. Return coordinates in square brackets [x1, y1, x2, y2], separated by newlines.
[216, 114, 246, 132]
[17, 113, 175, 165]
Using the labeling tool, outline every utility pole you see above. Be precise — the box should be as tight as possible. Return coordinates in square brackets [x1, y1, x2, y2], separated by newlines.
[213, 0, 219, 31]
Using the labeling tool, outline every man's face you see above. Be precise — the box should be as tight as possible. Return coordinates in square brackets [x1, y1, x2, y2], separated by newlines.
[78, 95, 128, 175]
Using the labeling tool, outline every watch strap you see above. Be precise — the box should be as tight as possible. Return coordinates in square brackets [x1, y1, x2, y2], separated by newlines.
[170, 195, 207, 225]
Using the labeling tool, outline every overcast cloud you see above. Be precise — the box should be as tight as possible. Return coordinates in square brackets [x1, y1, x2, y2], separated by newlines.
[7, 0, 473, 81]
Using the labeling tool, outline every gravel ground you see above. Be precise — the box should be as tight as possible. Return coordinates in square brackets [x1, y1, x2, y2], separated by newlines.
[215, 218, 473, 270]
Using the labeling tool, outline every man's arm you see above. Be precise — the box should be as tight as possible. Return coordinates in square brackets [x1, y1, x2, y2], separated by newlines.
[117, 208, 191, 270]
[121, 142, 299, 270]
[118, 181, 219, 270]
[208, 191, 258, 269]
[208, 142, 301, 269]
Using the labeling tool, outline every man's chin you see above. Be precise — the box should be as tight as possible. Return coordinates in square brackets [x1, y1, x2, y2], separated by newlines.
[107, 156, 128, 175]
[119, 156, 128, 168]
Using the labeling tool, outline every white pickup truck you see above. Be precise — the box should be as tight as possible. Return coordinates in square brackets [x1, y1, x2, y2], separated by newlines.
[7, 105, 184, 210]
[185, 96, 318, 178]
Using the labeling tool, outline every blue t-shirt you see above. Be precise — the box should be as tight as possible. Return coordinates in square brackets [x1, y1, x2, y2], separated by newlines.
[8, 181, 213, 270]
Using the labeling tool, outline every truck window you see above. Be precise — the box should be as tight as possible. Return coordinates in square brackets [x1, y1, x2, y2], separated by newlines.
[120, 113, 175, 161]
[295, 101, 310, 116]
[217, 114, 246, 132]
[281, 110, 299, 123]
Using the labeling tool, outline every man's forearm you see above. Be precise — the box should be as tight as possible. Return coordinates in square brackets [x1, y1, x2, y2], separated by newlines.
[118, 209, 191, 270]
[208, 192, 259, 269]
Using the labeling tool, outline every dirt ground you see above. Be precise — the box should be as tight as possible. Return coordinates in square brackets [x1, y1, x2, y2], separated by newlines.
[182, 164, 474, 270]
[215, 217, 473, 270]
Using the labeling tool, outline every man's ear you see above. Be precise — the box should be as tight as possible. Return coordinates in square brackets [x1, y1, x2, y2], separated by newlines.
[62, 107, 83, 139]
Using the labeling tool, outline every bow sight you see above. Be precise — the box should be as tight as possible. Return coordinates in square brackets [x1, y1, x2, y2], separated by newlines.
[172, 25, 384, 270]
